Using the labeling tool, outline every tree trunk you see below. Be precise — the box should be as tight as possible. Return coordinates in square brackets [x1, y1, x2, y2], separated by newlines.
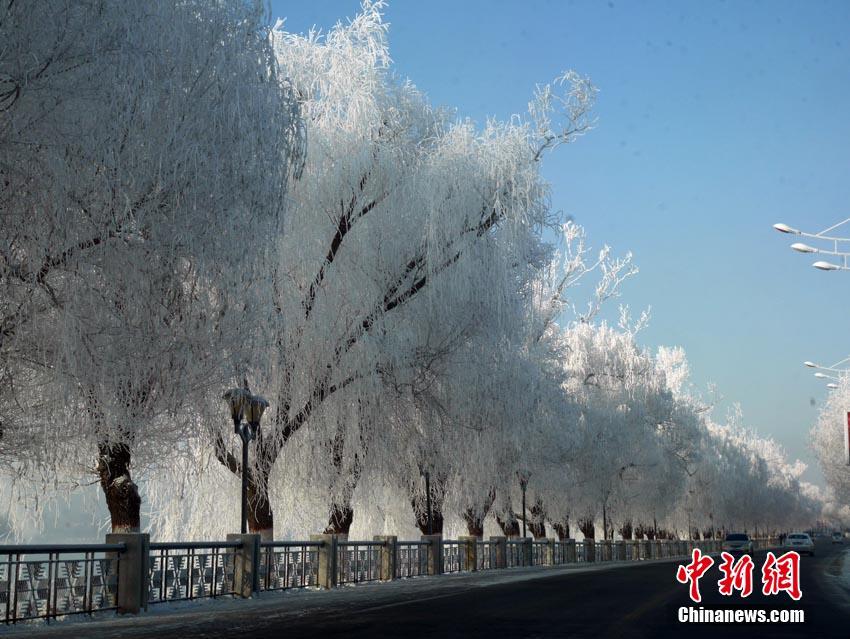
[247, 468, 274, 541]
[462, 489, 496, 539]
[619, 520, 633, 540]
[97, 441, 141, 533]
[411, 472, 446, 535]
[578, 517, 595, 540]
[414, 503, 444, 535]
[325, 501, 354, 535]
[323, 421, 362, 536]
[553, 520, 570, 540]
[529, 499, 547, 539]
[496, 513, 521, 538]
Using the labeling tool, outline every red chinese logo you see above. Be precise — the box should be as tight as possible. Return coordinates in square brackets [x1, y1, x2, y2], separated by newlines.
[676, 548, 714, 602]
[676, 549, 802, 601]
[762, 551, 802, 600]
[718, 552, 754, 597]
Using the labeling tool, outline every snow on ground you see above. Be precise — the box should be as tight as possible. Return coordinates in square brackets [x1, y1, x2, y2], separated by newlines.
[2, 557, 687, 638]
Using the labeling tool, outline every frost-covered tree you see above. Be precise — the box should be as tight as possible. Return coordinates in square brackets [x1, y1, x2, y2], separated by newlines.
[0, 0, 302, 531]
[202, 1, 599, 539]
[811, 377, 850, 505]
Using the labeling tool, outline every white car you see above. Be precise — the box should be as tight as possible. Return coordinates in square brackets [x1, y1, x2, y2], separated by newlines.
[722, 532, 754, 554]
[832, 532, 844, 544]
[784, 532, 815, 556]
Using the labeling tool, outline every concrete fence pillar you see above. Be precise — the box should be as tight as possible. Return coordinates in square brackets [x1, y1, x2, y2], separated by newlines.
[601, 540, 612, 561]
[421, 534, 443, 576]
[310, 533, 339, 589]
[373, 535, 397, 581]
[583, 539, 595, 562]
[564, 539, 577, 563]
[490, 536, 507, 569]
[226, 533, 260, 598]
[458, 536, 478, 572]
[614, 540, 626, 561]
[106, 533, 149, 614]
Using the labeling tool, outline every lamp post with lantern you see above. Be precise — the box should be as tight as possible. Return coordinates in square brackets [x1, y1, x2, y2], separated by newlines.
[223, 383, 269, 534]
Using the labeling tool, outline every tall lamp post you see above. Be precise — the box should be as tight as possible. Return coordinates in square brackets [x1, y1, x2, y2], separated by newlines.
[517, 470, 531, 538]
[223, 385, 269, 534]
[422, 469, 433, 535]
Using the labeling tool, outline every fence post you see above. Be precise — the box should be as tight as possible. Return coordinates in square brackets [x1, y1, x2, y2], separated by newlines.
[421, 534, 443, 576]
[373, 535, 397, 581]
[226, 533, 260, 598]
[458, 536, 477, 572]
[652, 540, 661, 559]
[310, 533, 338, 589]
[601, 540, 612, 561]
[490, 536, 507, 569]
[584, 539, 595, 562]
[105, 533, 149, 614]
[564, 538, 577, 563]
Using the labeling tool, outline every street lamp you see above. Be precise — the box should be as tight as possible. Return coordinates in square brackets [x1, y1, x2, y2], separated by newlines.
[223, 385, 269, 534]
[517, 470, 531, 538]
[773, 218, 850, 271]
[804, 357, 850, 390]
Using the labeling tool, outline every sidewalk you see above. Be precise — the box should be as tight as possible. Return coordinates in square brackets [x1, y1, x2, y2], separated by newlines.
[2, 556, 688, 638]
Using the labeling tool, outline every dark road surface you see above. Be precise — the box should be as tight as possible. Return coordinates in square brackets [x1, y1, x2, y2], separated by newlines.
[14, 540, 850, 639]
[272, 541, 850, 639]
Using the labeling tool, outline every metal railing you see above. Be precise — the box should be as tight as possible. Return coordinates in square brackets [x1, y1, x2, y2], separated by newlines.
[0, 534, 761, 624]
[506, 540, 524, 567]
[576, 541, 587, 562]
[337, 541, 383, 585]
[1, 543, 123, 624]
[260, 541, 320, 591]
[148, 541, 239, 604]
[553, 541, 568, 565]
[531, 541, 548, 566]
[476, 541, 493, 570]
[441, 540, 467, 573]
[594, 541, 603, 561]
[396, 541, 429, 578]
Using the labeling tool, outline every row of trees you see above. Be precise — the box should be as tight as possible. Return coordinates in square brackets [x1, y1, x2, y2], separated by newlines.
[0, 1, 820, 541]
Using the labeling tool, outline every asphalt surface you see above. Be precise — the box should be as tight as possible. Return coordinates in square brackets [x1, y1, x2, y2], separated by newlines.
[12, 539, 850, 639]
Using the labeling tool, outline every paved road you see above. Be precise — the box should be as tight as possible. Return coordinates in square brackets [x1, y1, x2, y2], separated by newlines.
[14, 540, 850, 639]
[271, 540, 849, 639]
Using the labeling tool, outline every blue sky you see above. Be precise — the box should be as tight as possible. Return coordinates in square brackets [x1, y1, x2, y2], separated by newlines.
[271, 0, 850, 486]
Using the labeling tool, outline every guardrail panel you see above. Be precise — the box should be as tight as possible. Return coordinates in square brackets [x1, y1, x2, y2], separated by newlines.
[1, 546, 121, 623]
[148, 543, 237, 604]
